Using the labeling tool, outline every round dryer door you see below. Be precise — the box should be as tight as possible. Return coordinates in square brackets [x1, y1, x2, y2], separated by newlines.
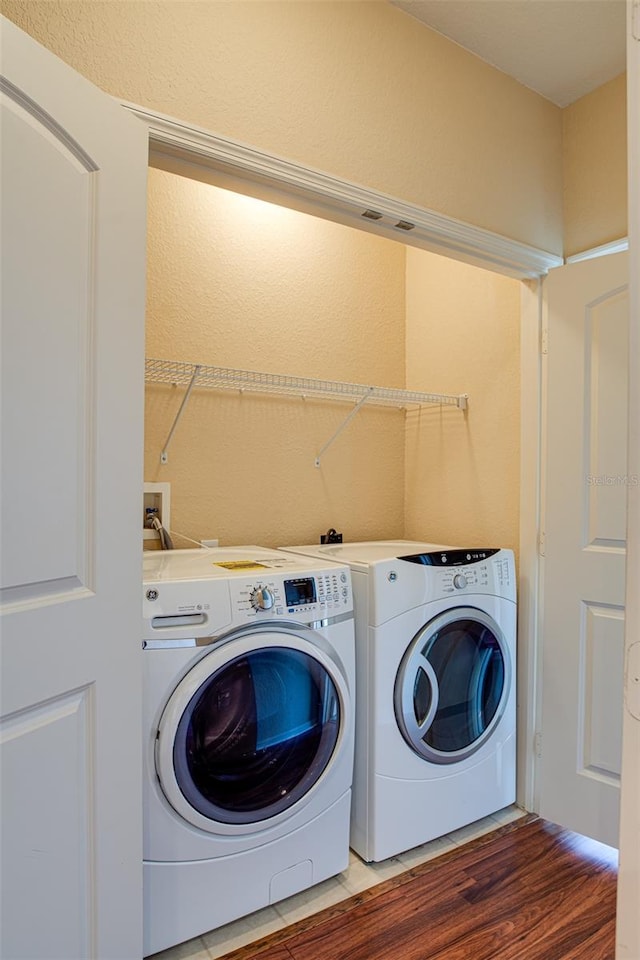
[394, 607, 511, 764]
[156, 631, 348, 832]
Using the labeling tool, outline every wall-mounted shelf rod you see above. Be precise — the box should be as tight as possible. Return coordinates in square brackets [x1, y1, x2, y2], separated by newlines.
[314, 388, 373, 468]
[145, 358, 468, 464]
[158, 364, 200, 464]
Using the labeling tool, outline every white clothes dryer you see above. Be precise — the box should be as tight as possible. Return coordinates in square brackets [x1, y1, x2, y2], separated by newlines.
[142, 547, 355, 956]
[280, 541, 516, 862]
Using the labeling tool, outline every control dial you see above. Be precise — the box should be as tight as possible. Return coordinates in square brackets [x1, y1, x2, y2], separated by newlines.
[453, 573, 468, 590]
[250, 585, 275, 610]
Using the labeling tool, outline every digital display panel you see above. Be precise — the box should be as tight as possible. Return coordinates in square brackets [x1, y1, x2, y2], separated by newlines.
[284, 577, 317, 606]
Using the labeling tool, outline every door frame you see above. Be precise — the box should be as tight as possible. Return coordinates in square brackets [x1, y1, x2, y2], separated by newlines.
[120, 95, 633, 819]
[124, 99, 560, 814]
[616, 4, 640, 955]
[122, 100, 562, 282]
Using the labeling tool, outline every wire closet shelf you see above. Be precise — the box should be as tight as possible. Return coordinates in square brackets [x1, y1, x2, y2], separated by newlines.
[145, 358, 468, 465]
[146, 358, 467, 408]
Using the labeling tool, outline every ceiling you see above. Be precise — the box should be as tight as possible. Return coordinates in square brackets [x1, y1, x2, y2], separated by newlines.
[390, 0, 626, 107]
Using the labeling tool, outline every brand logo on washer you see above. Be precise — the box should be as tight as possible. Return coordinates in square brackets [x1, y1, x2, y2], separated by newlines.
[146, 588, 159, 601]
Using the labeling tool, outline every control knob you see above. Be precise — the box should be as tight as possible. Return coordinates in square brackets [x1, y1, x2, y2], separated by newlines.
[250, 585, 275, 610]
[453, 573, 467, 590]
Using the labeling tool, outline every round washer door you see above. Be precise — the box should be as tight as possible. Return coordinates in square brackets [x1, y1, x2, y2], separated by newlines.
[156, 630, 350, 834]
[394, 607, 511, 764]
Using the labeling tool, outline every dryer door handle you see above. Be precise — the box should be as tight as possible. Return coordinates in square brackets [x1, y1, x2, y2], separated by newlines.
[415, 655, 439, 735]
[396, 655, 439, 744]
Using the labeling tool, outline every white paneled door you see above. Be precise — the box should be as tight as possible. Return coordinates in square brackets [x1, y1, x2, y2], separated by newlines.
[539, 252, 628, 849]
[1, 18, 147, 960]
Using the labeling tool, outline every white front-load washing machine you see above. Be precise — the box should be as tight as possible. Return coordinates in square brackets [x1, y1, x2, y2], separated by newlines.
[280, 541, 516, 862]
[142, 546, 355, 956]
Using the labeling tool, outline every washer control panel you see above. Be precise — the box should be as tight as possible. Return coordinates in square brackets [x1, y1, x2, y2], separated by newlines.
[232, 569, 352, 621]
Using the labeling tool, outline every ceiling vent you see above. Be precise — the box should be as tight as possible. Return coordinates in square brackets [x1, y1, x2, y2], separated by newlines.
[394, 220, 415, 231]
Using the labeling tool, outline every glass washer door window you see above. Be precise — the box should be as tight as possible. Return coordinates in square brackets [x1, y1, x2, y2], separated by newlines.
[394, 607, 510, 764]
[171, 646, 341, 824]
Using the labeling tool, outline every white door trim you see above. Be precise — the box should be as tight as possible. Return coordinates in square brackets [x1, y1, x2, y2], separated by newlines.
[566, 237, 629, 264]
[616, 2, 640, 955]
[518, 278, 545, 812]
[119, 99, 562, 281]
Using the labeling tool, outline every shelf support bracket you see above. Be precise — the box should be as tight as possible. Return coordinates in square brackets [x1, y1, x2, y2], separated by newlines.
[314, 387, 374, 468]
[160, 365, 201, 464]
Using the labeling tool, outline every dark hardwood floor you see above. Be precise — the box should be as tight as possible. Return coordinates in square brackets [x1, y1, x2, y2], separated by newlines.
[220, 817, 618, 960]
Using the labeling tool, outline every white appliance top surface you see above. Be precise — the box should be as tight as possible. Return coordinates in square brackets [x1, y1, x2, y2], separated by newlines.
[282, 540, 516, 615]
[282, 540, 452, 567]
[143, 545, 346, 583]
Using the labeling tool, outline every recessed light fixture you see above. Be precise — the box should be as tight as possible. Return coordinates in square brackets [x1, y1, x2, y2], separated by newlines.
[361, 209, 384, 220]
[394, 220, 415, 231]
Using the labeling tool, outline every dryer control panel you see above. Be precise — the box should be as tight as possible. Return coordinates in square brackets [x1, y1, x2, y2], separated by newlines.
[397, 547, 515, 602]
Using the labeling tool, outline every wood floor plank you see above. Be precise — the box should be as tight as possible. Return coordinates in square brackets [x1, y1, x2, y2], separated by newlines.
[463, 821, 614, 898]
[425, 872, 616, 960]
[423, 827, 617, 960]
[451, 827, 612, 912]
[282, 887, 473, 960]
[237, 947, 293, 960]
[219, 818, 616, 960]
[554, 917, 617, 960]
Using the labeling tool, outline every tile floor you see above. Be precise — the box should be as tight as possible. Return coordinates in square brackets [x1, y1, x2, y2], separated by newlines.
[149, 805, 526, 960]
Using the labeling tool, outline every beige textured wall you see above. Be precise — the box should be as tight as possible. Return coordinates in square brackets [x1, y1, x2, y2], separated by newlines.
[563, 73, 628, 258]
[3, 0, 562, 254]
[404, 248, 521, 557]
[146, 171, 520, 554]
[145, 168, 407, 548]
